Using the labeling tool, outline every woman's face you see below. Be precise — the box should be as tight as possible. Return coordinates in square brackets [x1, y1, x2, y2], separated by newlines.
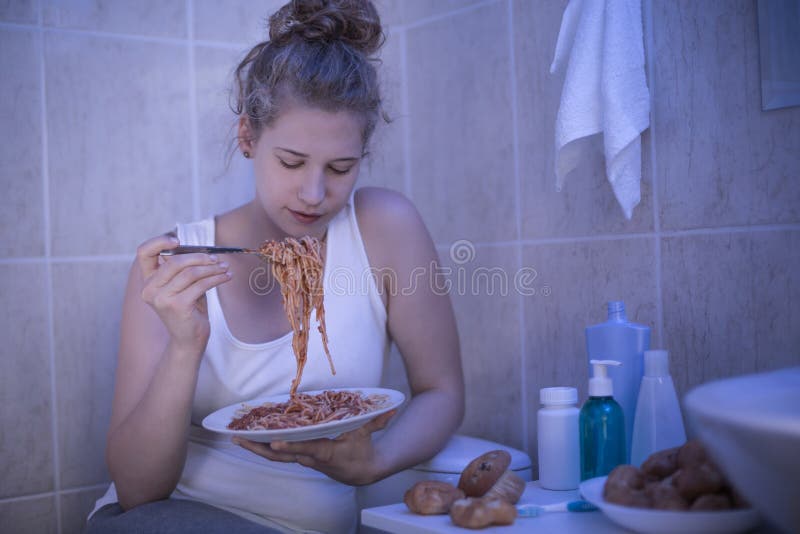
[241, 103, 364, 241]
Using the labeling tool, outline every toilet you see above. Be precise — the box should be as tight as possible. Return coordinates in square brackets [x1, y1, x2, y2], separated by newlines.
[356, 434, 532, 527]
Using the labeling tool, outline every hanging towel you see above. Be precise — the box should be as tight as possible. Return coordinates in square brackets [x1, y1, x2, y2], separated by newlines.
[550, 0, 650, 219]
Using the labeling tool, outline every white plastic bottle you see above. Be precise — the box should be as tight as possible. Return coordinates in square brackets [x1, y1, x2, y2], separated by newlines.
[630, 350, 687, 467]
[537, 387, 580, 490]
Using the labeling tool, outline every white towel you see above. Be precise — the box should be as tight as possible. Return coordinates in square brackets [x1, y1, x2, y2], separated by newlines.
[550, 0, 650, 219]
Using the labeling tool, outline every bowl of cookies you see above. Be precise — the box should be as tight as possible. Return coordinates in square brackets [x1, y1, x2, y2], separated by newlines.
[579, 440, 760, 534]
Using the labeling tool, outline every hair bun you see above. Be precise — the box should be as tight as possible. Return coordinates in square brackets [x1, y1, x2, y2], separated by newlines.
[269, 0, 384, 56]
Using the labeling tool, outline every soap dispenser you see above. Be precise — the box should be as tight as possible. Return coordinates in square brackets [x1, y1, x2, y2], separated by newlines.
[580, 359, 626, 480]
[630, 350, 686, 467]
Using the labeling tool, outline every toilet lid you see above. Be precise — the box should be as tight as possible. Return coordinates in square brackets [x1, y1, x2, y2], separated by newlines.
[412, 434, 531, 474]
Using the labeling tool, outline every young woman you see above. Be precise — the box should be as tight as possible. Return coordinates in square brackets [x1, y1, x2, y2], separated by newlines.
[86, 1, 464, 532]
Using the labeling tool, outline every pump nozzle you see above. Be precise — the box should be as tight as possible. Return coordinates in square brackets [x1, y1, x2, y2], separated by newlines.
[588, 359, 621, 397]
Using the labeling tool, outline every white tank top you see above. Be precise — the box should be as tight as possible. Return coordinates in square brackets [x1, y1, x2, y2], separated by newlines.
[91, 195, 390, 533]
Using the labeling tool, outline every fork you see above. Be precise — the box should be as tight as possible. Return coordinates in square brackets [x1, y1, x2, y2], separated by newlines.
[159, 245, 261, 256]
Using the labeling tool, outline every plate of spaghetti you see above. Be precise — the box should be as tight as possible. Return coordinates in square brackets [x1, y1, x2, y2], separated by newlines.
[202, 237, 404, 442]
[201, 387, 405, 443]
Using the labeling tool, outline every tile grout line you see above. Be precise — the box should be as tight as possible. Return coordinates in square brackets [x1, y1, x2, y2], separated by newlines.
[193, 38, 248, 50]
[643, 0, 664, 349]
[3, 1, 503, 46]
[0, 483, 108, 505]
[0, 21, 246, 49]
[658, 223, 800, 236]
[37, 4, 62, 532]
[399, 29, 412, 199]
[394, 0, 503, 32]
[506, 0, 528, 453]
[426, 221, 800, 253]
[187, 0, 200, 220]
[3, 23, 187, 44]
[60, 483, 110, 496]
[0, 255, 134, 265]
[1, 221, 797, 267]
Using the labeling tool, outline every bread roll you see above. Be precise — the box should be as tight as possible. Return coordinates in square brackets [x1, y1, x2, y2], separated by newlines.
[673, 463, 725, 501]
[449, 497, 517, 529]
[457, 450, 525, 504]
[404, 480, 465, 515]
[604, 465, 651, 507]
[645, 478, 689, 510]
[691, 493, 733, 511]
[641, 446, 679, 479]
[677, 439, 708, 469]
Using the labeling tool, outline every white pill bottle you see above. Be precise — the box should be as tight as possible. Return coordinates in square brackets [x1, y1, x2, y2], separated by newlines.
[537, 387, 581, 490]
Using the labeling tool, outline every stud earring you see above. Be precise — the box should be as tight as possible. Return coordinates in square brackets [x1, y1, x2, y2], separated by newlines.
[243, 151, 250, 159]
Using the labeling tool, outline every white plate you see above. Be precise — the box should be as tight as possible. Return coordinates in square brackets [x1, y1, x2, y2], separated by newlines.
[201, 387, 405, 443]
[579, 476, 760, 534]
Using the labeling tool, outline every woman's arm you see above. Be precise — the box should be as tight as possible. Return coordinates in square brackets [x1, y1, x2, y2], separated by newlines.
[106, 234, 231, 509]
[357, 187, 465, 479]
[235, 188, 464, 484]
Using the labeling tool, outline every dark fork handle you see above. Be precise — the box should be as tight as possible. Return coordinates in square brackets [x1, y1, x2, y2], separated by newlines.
[159, 245, 258, 256]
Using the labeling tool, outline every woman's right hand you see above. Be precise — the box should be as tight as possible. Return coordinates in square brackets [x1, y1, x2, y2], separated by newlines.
[108, 234, 232, 508]
[137, 234, 232, 355]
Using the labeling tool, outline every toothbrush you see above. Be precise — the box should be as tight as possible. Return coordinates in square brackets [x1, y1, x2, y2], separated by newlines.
[516, 500, 598, 518]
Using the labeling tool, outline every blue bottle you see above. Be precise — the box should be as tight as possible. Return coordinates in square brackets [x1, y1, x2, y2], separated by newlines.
[585, 301, 650, 461]
[580, 360, 626, 480]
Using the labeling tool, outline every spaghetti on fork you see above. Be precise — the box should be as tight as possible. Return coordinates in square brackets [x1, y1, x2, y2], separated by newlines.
[257, 236, 334, 397]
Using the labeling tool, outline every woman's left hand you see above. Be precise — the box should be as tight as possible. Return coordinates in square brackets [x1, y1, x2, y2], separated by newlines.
[232, 409, 397, 485]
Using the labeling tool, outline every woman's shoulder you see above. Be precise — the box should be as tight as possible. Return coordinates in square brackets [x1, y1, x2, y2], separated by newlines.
[354, 186, 420, 228]
[353, 186, 432, 269]
[211, 204, 251, 246]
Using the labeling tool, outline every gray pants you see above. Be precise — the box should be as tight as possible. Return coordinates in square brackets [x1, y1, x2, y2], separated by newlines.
[84, 499, 282, 534]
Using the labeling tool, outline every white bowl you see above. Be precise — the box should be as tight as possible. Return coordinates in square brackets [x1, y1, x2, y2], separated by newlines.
[580, 476, 759, 534]
[683, 366, 800, 533]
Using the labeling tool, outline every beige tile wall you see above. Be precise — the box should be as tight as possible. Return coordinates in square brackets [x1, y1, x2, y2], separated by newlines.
[1, 0, 798, 532]
[0, 28, 44, 257]
[0, 264, 53, 498]
[0, 495, 58, 534]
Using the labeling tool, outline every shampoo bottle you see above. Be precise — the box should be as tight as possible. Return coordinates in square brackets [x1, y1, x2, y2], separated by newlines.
[580, 360, 626, 480]
[630, 350, 686, 466]
[585, 301, 650, 461]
